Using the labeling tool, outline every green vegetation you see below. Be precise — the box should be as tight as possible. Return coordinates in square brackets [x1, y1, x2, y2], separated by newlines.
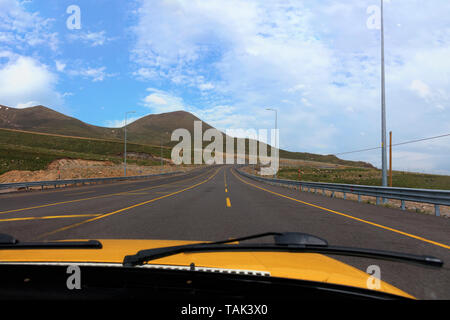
[278, 150, 373, 168]
[277, 166, 450, 190]
[0, 129, 168, 175]
[4, 128, 447, 191]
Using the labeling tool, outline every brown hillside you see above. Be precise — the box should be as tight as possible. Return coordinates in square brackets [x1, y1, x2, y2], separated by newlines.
[0, 105, 120, 140]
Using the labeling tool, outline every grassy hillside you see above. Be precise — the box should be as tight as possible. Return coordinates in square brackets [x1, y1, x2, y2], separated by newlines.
[279, 150, 373, 168]
[0, 105, 375, 169]
[0, 105, 121, 140]
[0, 128, 168, 175]
[276, 166, 450, 190]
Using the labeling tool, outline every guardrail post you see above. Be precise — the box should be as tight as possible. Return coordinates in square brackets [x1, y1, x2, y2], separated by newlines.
[435, 205, 440, 217]
[234, 169, 449, 217]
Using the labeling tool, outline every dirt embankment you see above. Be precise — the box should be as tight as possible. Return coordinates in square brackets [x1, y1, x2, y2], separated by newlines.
[0, 159, 196, 183]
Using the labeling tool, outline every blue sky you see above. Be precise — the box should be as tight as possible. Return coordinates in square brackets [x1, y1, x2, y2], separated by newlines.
[0, 0, 449, 174]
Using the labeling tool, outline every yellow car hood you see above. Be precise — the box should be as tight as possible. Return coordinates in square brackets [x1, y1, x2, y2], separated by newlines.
[0, 239, 414, 299]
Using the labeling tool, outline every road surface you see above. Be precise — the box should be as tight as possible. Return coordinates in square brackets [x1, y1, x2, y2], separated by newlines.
[0, 165, 449, 299]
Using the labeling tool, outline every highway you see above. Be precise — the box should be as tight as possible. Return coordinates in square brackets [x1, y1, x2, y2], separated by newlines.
[0, 165, 449, 299]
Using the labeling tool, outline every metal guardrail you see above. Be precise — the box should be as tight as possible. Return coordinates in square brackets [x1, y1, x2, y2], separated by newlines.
[237, 168, 450, 217]
[0, 171, 183, 192]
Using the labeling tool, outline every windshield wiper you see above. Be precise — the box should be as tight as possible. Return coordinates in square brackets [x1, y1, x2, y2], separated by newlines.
[123, 232, 443, 268]
[0, 234, 102, 249]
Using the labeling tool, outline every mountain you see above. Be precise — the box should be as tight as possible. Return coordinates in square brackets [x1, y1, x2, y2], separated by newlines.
[0, 104, 374, 168]
[125, 110, 215, 146]
[0, 105, 214, 146]
[0, 105, 119, 140]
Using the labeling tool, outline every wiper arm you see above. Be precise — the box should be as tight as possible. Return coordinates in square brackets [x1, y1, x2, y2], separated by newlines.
[123, 232, 443, 268]
[0, 234, 102, 250]
[123, 232, 283, 266]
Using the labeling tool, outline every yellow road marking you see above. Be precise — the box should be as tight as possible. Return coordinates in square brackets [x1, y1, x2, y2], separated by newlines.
[224, 168, 228, 188]
[225, 168, 231, 205]
[0, 214, 101, 223]
[232, 169, 450, 250]
[37, 168, 221, 239]
[112, 192, 150, 196]
[67, 191, 95, 196]
[0, 169, 211, 216]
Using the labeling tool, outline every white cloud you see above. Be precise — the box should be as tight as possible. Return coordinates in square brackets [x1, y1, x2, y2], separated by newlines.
[410, 80, 430, 99]
[0, 0, 58, 51]
[144, 94, 168, 105]
[198, 82, 214, 91]
[69, 66, 115, 82]
[55, 60, 66, 72]
[0, 52, 62, 108]
[68, 31, 114, 47]
[132, 68, 158, 80]
[128, 0, 450, 173]
[141, 88, 186, 113]
[105, 116, 141, 128]
[15, 101, 38, 109]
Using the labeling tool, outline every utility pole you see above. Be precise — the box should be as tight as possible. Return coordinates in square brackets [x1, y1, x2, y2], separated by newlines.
[389, 131, 392, 187]
[381, 0, 388, 188]
[124, 111, 136, 177]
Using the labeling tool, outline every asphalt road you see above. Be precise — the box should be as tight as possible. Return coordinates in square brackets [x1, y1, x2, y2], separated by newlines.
[0, 165, 449, 299]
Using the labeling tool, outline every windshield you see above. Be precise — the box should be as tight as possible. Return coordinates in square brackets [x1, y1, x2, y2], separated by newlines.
[0, 0, 449, 303]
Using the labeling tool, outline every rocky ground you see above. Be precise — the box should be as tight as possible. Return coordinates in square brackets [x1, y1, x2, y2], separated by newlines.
[0, 158, 197, 184]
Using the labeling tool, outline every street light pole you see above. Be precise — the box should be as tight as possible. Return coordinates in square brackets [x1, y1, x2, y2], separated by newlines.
[266, 108, 278, 176]
[266, 108, 277, 149]
[124, 111, 136, 177]
[381, 0, 388, 187]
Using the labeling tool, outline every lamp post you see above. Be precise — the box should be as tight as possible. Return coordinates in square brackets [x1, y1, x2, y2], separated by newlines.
[380, 0, 388, 188]
[266, 108, 278, 149]
[124, 111, 136, 177]
[266, 108, 278, 176]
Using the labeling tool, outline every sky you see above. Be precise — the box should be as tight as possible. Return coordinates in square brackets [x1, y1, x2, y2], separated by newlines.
[0, 0, 449, 174]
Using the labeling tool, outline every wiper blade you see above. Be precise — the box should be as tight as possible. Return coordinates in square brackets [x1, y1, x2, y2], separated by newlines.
[123, 232, 443, 268]
[0, 234, 102, 249]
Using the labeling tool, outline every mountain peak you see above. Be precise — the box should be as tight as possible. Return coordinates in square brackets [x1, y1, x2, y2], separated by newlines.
[0, 104, 213, 144]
